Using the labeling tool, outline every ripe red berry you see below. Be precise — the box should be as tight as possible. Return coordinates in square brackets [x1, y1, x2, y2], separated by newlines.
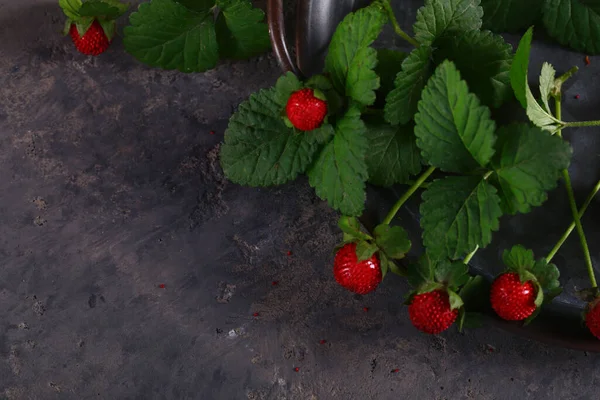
[69, 20, 111, 56]
[285, 88, 328, 131]
[408, 290, 458, 334]
[333, 243, 381, 295]
[585, 300, 600, 339]
[490, 272, 537, 321]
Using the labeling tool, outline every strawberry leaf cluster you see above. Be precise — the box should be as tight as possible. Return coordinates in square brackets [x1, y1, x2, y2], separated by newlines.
[481, 0, 600, 54]
[59, 0, 128, 39]
[123, 0, 270, 73]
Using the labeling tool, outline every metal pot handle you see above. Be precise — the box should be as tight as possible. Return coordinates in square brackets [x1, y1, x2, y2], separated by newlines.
[267, 0, 300, 75]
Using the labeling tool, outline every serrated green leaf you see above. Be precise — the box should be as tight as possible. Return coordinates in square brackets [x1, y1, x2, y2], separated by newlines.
[413, 0, 483, 45]
[539, 62, 556, 113]
[60, 0, 83, 19]
[176, 0, 215, 12]
[433, 30, 513, 108]
[384, 46, 434, 126]
[375, 49, 407, 102]
[373, 224, 411, 260]
[434, 260, 470, 289]
[414, 60, 497, 173]
[124, 0, 219, 73]
[510, 26, 533, 109]
[325, 4, 387, 106]
[448, 290, 464, 310]
[408, 254, 435, 287]
[220, 88, 320, 186]
[215, 0, 270, 59]
[364, 120, 422, 187]
[311, 124, 335, 145]
[543, 0, 600, 55]
[308, 108, 368, 216]
[490, 123, 572, 214]
[356, 240, 378, 261]
[531, 259, 561, 292]
[481, 0, 543, 32]
[78, 0, 128, 18]
[421, 176, 503, 261]
[510, 27, 564, 132]
[502, 245, 535, 272]
[275, 72, 302, 104]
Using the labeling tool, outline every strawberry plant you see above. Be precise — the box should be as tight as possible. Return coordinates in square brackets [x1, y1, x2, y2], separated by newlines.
[220, 0, 600, 337]
[59, 0, 270, 72]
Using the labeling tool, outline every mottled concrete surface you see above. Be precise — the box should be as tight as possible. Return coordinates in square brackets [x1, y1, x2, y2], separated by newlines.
[1, 1, 600, 399]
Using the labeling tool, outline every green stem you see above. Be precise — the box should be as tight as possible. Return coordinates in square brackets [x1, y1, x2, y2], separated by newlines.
[382, 166, 436, 225]
[563, 120, 600, 128]
[381, 0, 419, 48]
[555, 96, 597, 288]
[463, 246, 479, 265]
[546, 180, 600, 263]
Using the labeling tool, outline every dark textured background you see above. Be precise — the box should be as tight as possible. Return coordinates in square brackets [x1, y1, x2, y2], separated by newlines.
[2, 1, 600, 399]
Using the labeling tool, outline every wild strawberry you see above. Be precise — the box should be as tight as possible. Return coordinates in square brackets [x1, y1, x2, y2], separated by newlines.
[333, 243, 381, 295]
[285, 88, 328, 131]
[69, 21, 111, 56]
[408, 290, 458, 334]
[585, 299, 600, 339]
[490, 272, 537, 321]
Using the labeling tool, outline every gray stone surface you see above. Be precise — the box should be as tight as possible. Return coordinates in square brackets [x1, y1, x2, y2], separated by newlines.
[1, 1, 600, 399]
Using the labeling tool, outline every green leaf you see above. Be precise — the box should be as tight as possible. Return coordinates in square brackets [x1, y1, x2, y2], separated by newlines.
[502, 244, 535, 272]
[364, 120, 422, 187]
[375, 49, 407, 102]
[356, 240, 378, 261]
[510, 27, 564, 132]
[311, 124, 335, 145]
[414, 60, 497, 173]
[215, 0, 270, 59]
[481, 0, 543, 32]
[275, 72, 302, 105]
[434, 260, 470, 289]
[220, 87, 320, 186]
[388, 260, 407, 277]
[373, 224, 411, 260]
[459, 275, 491, 310]
[338, 216, 369, 242]
[533, 281, 544, 307]
[124, 0, 219, 73]
[78, 0, 128, 18]
[539, 62, 556, 113]
[461, 311, 484, 329]
[490, 123, 572, 214]
[384, 46, 434, 126]
[510, 26, 533, 109]
[60, 0, 83, 19]
[448, 290, 464, 310]
[530, 259, 561, 292]
[98, 19, 116, 40]
[433, 30, 513, 108]
[413, 0, 483, 45]
[408, 254, 435, 287]
[176, 0, 215, 12]
[75, 18, 94, 36]
[308, 108, 368, 216]
[543, 0, 600, 55]
[420, 176, 502, 261]
[324, 3, 387, 106]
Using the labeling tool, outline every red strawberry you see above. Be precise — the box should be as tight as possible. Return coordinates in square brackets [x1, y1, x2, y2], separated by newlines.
[69, 21, 111, 56]
[285, 88, 328, 131]
[333, 243, 381, 295]
[490, 272, 537, 321]
[585, 299, 600, 339]
[408, 290, 458, 334]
